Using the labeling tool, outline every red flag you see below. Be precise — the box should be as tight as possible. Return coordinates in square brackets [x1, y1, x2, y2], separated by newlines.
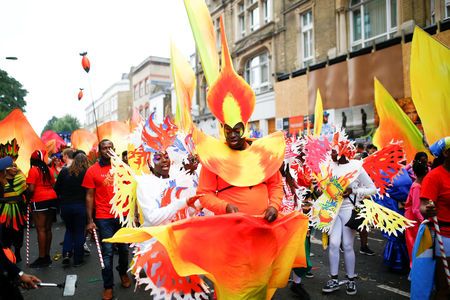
[80, 52, 90, 73]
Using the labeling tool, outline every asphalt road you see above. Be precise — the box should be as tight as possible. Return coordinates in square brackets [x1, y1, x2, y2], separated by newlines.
[17, 218, 410, 300]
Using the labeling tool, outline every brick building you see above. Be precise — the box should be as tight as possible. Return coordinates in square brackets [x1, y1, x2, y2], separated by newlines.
[194, 0, 450, 138]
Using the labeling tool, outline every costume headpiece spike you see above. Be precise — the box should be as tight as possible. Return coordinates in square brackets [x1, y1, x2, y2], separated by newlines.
[0, 138, 20, 161]
[206, 16, 255, 128]
[141, 112, 178, 153]
[331, 129, 356, 159]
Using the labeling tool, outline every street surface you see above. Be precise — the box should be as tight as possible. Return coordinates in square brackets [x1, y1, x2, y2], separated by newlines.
[19, 218, 410, 299]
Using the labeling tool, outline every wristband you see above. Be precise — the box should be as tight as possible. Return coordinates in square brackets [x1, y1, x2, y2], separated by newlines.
[18, 271, 24, 277]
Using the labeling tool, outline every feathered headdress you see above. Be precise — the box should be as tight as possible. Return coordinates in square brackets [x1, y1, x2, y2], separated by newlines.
[141, 112, 178, 154]
[0, 139, 20, 161]
[331, 130, 356, 159]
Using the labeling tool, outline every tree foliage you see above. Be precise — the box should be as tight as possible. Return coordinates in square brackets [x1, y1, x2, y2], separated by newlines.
[42, 114, 81, 135]
[0, 69, 28, 120]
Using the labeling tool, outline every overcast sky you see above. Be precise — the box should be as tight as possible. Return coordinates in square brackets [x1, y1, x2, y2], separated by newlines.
[0, 0, 195, 134]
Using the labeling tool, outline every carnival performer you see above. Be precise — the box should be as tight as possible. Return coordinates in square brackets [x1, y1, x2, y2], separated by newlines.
[0, 156, 27, 263]
[321, 134, 377, 295]
[82, 139, 131, 300]
[405, 157, 428, 266]
[106, 4, 309, 299]
[26, 150, 57, 268]
[420, 137, 450, 299]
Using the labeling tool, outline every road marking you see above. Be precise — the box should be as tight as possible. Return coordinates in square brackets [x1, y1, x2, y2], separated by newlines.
[377, 284, 410, 298]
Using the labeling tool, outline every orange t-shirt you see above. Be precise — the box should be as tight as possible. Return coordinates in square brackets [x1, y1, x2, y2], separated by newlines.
[197, 166, 283, 215]
[26, 166, 57, 202]
[82, 162, 116, 219]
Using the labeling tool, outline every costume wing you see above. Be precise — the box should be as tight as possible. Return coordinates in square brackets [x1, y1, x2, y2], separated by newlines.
[109, 151, 138, 227]
[358, 199, 415, 236]
[304, 136, 331, 175]
[362, 143, 404, 195]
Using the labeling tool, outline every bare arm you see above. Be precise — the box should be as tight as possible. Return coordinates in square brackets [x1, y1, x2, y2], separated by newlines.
[420, 197, 436, 219]
[86, 188, 96, 232]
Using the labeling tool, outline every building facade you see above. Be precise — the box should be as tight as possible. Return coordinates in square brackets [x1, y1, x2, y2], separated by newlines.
[129, 56, 172, 121]
[194, 0, 450, 138]
[84, 74, 131, 131]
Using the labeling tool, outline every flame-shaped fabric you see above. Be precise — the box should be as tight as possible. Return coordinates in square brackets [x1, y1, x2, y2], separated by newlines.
[141, 113, 178, 153]
[105, 212, 308, 300]
[362, 143, 405, 195]
[183, 0, 219, 86]
[97, 121, 131, 156]
[313, 89, 323, 137]
[206, 16, 255, 127]
[332, 130, 356, 159]
[70, 129, 98, 154]
[373, 79, 429, 161]
[171, 43, 195, 135]
[41, 130, 66, 153]
[0, 109, 45, 174]
[410, 27, 450, 145]
[193, 128, 285, 187]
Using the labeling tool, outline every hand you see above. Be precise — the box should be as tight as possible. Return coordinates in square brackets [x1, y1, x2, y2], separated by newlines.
[264, 206, 278, 223]
[187, 194, 204, 207]
[425, 201, 437, 218]
[20, 273, 41, 289]
[226, 203, 239, 214]
[342, 187, 353, 198]
[86, 221, 97, 234]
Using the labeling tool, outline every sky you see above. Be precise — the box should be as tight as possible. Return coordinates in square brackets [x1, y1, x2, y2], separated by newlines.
[0, 0, 195, 135]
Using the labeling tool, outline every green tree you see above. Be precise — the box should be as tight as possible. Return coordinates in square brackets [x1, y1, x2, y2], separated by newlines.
[42, 114, 81, 134]
[0, 69, 28, 119]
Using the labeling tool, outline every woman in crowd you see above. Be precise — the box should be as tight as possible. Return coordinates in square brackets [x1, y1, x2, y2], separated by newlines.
[0, 158, 28, 262]
[404, 158, 428, 266]
[420, 137, 450, 300]
[26, 150, 57, 268]
[54, 152, 89, 266]
[48, 152, 63, 179]
[322, 149, 377, 296]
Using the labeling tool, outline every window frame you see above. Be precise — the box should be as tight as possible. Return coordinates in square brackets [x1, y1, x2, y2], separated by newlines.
[349, 0, 398, 50]
[244, 51, 271, 95]
[300, 10, 314, 68]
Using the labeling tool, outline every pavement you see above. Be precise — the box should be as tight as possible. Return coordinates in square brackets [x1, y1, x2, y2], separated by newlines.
[18, 218, 410, 299]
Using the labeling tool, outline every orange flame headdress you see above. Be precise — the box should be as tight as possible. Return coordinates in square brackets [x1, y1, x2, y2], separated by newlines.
[141, 112, 178, 154]
[207, 17, 255, 130]
[332, 130, 356, 159]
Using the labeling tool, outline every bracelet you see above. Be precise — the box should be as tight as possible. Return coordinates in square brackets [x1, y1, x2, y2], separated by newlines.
[18, 271, 24, 277]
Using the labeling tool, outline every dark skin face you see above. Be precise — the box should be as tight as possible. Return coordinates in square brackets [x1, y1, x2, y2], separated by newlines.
[151, 151, 171, 178]
[224, 122, 246, 150]
[99, 141, 114, 162]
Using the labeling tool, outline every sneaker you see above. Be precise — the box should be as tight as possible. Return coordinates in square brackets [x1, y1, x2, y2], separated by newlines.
[322, 279, 340, 293]
[120, 274, 131, 288]
[360, 246, 375, 256]
[73, 259, 85, 267]
[309, 252, 315, 257]
[340, 245, 344, 253]
[305, 271, 314, 279]
[290, 282, 311, 300]
[29, 257, 51, 268]
[346, 280, 357, 295]
[83, 242, 91, 256]
[102, 288, 113, 300]
[62, 255, 70, 266]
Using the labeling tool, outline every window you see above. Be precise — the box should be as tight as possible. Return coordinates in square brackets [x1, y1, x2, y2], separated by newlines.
[144, 78, 149, 94]
[214, 18, 221, 49]
[244, 52, 270, 94]
[446, 0, 450, 19]
[111, 98, 117, 111]
[139, 82, 144, 97]
[134, 85, 139, 99]
[250, 6, 260, 31]
[262, 0, 272, 24]
[300, 10, 314, 67]
[238, 2, 246, 39]
[350, 0, 397, 50]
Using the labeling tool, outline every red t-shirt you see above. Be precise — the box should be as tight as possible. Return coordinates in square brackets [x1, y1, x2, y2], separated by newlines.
[421, 166, 450, 237]
[82, 162, 115, 219]
[26, 166, 57, 202]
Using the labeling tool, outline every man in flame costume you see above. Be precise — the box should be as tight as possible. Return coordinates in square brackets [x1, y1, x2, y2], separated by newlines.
[106, 1, 309, 299]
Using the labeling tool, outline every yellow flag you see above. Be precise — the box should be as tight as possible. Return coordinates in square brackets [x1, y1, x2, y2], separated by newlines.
[410, 26, 450, 145]
[313, 89, 323, 137]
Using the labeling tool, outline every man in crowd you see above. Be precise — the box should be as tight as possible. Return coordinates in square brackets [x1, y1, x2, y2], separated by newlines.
[82, 139, 130, 300]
